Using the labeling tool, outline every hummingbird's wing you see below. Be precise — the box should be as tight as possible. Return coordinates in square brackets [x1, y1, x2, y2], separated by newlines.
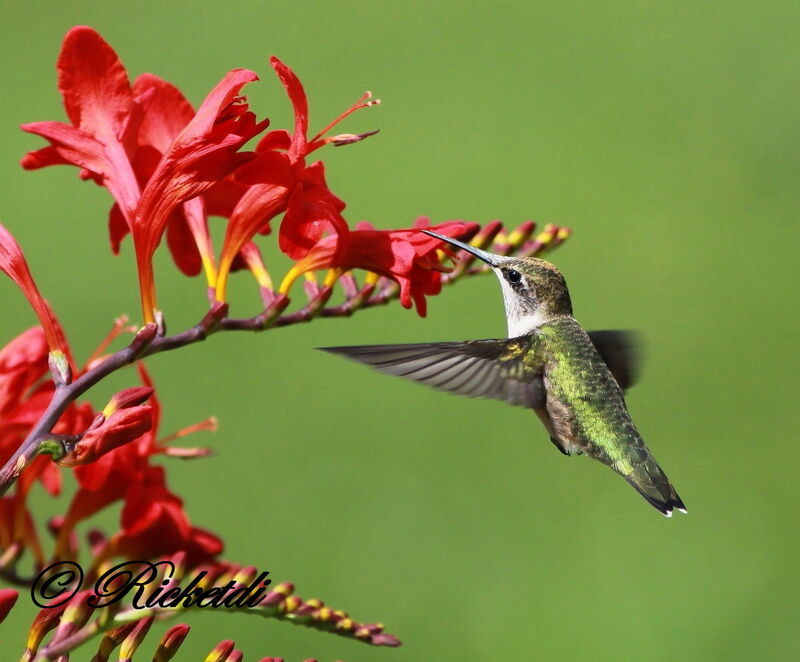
[587, 330, 641, 390]
[319, 338, 546, 409]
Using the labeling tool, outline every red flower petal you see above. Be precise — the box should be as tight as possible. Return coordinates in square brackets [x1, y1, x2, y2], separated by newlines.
[0, 327, 48, 417]
[166, 209, 202, 277]
[132, 73, 195, 152]
[21, 27, 141, 222]
[20, 121, 107, 174]
[0, 223, 71, 358]
[269, 57, 308, 160]
[57, 26, 132, 143]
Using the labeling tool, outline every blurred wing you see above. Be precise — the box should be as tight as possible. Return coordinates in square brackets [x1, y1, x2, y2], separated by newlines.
[587, 330, 642, 390]
[319, 337, 545, 408]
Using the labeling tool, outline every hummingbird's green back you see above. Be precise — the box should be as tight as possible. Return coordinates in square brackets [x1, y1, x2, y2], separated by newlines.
[537, 316, 684, 514]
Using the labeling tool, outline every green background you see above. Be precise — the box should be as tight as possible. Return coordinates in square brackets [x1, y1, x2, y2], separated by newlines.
[1, 1, 799, 659]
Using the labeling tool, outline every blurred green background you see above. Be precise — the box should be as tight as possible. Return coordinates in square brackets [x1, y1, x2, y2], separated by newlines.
[1, 0, 799, 659]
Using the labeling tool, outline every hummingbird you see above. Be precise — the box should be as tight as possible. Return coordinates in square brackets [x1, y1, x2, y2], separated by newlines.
[320, 230, 686, 517]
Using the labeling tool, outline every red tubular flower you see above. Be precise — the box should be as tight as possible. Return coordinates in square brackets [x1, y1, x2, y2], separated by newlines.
[57, 406, 153, 468]
[0, 224, 71, 360]
[214, 56, 379, 301]
[21, 26, 140, 221]
[133, 68, 267, 322]
[22, 26, 269, 323]
[61, 366, 162, 533]
[59, 366, 220, 564]
[114, 75, 218, 286]
[105, 466, 222, 564]
[281, 219, 479, 316]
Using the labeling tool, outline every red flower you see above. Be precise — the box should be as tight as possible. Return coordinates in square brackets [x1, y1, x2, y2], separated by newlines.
[214, 56, 379, 300]
[282, 218, 479, 316]
[59, 366, 220, 564]
[21, 27, 140, 216]
[0, 224, 71, 360]
[0, 328, 93, 497]
[21, 26, 268, 323]
[105, 465, 222, 564]
[62, 366, 162, 532]
[112, 74, 216, 285]
[132, 68, 266, 321]
[0, 327, 48, 417]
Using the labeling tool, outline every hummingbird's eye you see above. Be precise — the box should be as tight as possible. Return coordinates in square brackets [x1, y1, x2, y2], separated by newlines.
[506, 269, 522, 285]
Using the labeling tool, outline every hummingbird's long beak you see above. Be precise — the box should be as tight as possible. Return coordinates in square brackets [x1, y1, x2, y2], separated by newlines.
[421, 229, 501, 267]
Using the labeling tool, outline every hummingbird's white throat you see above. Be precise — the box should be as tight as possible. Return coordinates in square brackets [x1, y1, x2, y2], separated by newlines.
[492, 269, 548, 337]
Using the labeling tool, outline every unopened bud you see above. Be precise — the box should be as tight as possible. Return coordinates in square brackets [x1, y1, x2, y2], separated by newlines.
[103, 386, 154, 416]
[57, 406, 152, 468]
[92, 621, 137, 662]
[204, 639, 235, 662]
[130, 323, 158, 354]
[117, 615, 154, 662]
[0, 589, 18, 624]
[48, 351, 71, 386]
[153, 623, 190, 662]
[25, 600, 69, 657]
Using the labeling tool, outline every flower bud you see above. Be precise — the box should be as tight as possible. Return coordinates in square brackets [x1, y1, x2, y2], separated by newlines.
[103, 386, 154, 416]
[117, 615, 154, 662]
[48, 350, 71, 385]
[0, 589, 18, 624]
[24, 600, 69, 658]
[92, 621, 137, 662]
[153, 623, 191, 662]
[204, 639, 234, 662]
[50, 590, 93, 643]
[57, 406, 152, 467]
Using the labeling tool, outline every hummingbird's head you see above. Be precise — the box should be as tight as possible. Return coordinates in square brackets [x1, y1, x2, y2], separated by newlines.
[422, 230, 572, 337]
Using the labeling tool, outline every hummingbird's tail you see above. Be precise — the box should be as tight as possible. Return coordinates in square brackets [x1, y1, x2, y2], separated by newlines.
[622, 455, 687, 518]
